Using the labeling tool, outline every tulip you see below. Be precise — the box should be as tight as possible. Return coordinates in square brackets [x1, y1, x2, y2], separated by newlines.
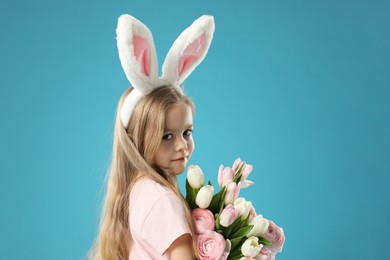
[241, 163, 253, 181]
[232, 158, 242, 173]
[232, 158, 253, 181]
[219, 204, 238, 227]
[246, 215, 269, 237]
[241, 236, 263, 257]
[248, 206, 257, 222]
[218, 165, 234, 187]
[239, 180, 254, 189]
[196, 185, 214, 209]
[187, 165, 204, 189]
[233, 198, 252, 219]
[224, 182, 240, 205]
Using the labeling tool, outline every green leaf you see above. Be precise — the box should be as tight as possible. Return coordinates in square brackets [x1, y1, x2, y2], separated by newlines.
[258, 236, 273, 246]
[236, 162, 245, 175]
[215, 214, 221, 230]
[227, 246, 243, 260]
[218, 187, 227, 214]
[222, 215, 242, 238]
[208, 187, 225, 214]
[229, 236, 245, 252]
[185, 179, 197, 209]
[230, 225, 253, 239]
[233, 173, 241, 183]
[208, 180, 212, 186]
[233, 162, 245, 183]
[239, 212, 251, 229]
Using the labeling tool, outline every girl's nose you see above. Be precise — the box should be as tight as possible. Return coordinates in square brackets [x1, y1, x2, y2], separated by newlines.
[175, 136, 188, 151]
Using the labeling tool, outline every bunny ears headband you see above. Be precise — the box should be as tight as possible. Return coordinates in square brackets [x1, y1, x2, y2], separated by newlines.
[116, 14, 215, 128]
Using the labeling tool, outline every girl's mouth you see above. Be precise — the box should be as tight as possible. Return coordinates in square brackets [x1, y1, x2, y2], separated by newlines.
[172, 157, 186, 162]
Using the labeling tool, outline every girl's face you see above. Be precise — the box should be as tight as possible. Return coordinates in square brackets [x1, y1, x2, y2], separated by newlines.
[154, 102, 194, 175]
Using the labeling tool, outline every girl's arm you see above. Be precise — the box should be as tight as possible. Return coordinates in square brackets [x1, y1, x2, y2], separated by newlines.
[165, 233, 194, 260]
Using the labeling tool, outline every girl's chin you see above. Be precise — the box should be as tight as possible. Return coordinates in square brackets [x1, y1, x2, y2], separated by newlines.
[170, 167, 186, 175]
[168, 159, 188, 175]
[168, 164, 187, 175]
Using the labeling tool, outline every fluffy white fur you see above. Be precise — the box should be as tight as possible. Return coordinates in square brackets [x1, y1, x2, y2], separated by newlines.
[116, 14, 215, 128]
[162, 15, 215, 85]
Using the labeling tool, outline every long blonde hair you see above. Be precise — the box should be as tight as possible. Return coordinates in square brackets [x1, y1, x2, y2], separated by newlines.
[88, 86, 197, 260]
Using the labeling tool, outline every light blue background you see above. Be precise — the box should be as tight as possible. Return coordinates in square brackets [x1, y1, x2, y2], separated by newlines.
[1, 0, 389, 259]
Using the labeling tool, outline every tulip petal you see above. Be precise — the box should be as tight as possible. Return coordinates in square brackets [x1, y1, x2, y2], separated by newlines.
[239, 180, 254, 189]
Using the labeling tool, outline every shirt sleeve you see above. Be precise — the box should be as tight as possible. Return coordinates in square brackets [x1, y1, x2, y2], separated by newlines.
[141, 192, 191, 255]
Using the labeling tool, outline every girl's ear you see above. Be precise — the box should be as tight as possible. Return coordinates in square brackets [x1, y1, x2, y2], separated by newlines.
[116, 14, 159, 93]
[161, 15, 215, 86]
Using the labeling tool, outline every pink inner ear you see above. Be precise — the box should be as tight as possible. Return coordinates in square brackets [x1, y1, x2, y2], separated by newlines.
[178, 33, 206, 76]
[133, 35, 150, 76]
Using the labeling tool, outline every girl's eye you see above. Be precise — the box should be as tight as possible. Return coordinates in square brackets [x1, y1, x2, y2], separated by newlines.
[162, 134, 173, 141]
[183, 129, 193, 137]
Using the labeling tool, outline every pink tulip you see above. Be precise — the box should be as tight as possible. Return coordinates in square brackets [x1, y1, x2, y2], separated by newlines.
[218, 165, 234, 187]
[249, 206, 257, 222]
[262, 221, 285, 253]
[196, 230, 226, 260]
[192, 208, 215, 234]
[241, 163, 253, 180]
[239, 180, 254, 189]
[219, 204, 238, 227]
[224, 182, 240, 205]
[232, 158, 253, 181]
[232, 158, 241, 173]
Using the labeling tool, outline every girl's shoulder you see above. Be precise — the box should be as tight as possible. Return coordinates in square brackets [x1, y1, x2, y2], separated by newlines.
[129, 177, 186, 231]
[132, 177, 173, 197]
[130, 177, 179, 211]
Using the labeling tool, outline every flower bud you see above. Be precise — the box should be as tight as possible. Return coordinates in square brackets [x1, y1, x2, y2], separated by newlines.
[241, 163, 253, 181]
[187, 165, 204, 189]
[233, 198, 252, 219]
[241, 236, 263, 257]
[218, 165, 234, 187]
[232, 158, 242, 173]
[219, 204, 238, 227]
[224, 182, 240, 205]
[246, 215, 269, 237]
[196, 185, 214, 209]
[232, 158, 253, 181]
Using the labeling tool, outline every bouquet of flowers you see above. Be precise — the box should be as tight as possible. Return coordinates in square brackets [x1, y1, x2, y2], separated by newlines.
[186, 158, 285, 260]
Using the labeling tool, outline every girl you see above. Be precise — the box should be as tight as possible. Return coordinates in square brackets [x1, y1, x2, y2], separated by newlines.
[89, 14, 215, 260]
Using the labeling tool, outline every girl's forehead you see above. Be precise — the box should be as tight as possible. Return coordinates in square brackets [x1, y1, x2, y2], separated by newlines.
[164, 103, 193, 130]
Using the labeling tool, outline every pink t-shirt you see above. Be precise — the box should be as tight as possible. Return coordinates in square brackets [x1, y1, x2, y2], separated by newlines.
[128, 178, 191, 259]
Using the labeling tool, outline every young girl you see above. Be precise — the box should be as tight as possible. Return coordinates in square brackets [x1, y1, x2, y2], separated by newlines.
[89, 14, 215, 259]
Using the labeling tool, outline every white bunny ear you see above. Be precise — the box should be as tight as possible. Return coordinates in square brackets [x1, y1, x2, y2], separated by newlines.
[162, 15, 215, 86]
[116, 14, 159, 93]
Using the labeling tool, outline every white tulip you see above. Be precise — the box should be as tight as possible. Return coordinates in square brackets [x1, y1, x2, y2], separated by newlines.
[187, 165, 204, 189]
[195, 185, 214, 208]
[233, 198, 252, 218]
[241, 236, 263, 257]
[246, 215, 270, 237]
